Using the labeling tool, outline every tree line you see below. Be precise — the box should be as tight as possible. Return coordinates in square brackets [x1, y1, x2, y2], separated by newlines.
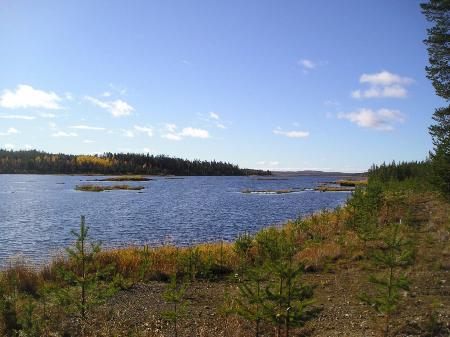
[0, 150, 270, 176]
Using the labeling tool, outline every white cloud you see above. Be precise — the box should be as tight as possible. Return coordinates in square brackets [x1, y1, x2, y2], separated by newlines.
[209, 112, 220, 120]
[179, 127, 210, 138]
[298, 59, 316, 70]
[360, 71, 413, 86]
[324, 100, 340, 107]
[39, 112, 57, 118]
[165, 123, 177, 132]
[85, 96, 134, 117]
[122, 129, 135, 138]
[273, 128, 310, 138]
[23, 144, 33, 150]
[0, 127, 19, 136]
[102, 91, 112, 97]
[352, 71, 413, 99]
[52, 131, 78, 137]
[49, 122, 57, 129]
[70, 125, 106, 131]
[134, 125, 153, 137]
[0, 84, 62, 109]
[0, 114, 36, 120]
[338, 108, 405, 131]
[162, 133, 182, 141]
[3, 144, 14, 150]
[161, 124, 209, 140]
[83, 140, 94, 143]
[352, 85, 408, 99]
[64, 92, 74, 100]
[203, 111, 228, 129]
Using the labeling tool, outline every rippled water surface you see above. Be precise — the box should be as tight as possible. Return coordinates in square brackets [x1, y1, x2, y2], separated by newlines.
[0, 175, 350, 264]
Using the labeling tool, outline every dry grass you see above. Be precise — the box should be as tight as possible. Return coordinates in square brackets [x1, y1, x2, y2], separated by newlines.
[336, 179, 368, 187]
[296, 242, 342, 271]
[75, 184, 145, 192]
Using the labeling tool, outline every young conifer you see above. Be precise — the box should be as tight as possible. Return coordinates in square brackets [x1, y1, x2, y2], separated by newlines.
[360, 221, 415, 337]
[234, 265, 266, 337]
[56, 215, 116, 320]
[162, 274, 189, 337]
[262, 230, 315, 337]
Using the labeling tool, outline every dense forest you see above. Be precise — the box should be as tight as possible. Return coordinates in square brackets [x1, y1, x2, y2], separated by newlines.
[0, 150, 270, 176]
[367, 160, 430, 183]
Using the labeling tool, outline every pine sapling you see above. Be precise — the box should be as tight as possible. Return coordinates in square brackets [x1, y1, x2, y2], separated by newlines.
[360, 221, 415, 337]
[57, 215, 115, 320]
[234, 266, 266, 337]
[258, 230, 315, 337]
[162, 275, 189, 337]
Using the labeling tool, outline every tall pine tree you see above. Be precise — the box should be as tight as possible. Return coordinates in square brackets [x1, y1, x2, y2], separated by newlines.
[421, 0, 450, 200]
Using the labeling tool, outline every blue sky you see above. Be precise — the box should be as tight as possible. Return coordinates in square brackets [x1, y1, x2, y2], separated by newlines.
[0, 0, 442, 172]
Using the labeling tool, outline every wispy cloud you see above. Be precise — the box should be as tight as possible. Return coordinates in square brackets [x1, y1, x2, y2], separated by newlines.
[0, 85, 62, 110]
[39, 112, 57, 118]
[352, 71, 413, 99]
[360, 71, 414, 86]
[273, 127, 310, 138]
[0, 114, 36, 120]
[85, 96, 134, 117]
[108, 83, 127, 96]
[202, 111, 228, 129]
[70, 125, 106, 131]
[121, 129, 135, 138]
[323, 100, 340, 107]
[209, 112, 220, 120]
[298, 59, 316, 70]
[162, 124, 210, 140]
[83, 140, 94, 143]
[162, 133, 182, 141]
[0, 127, 19, 136]
[179, 127, 209, 138]
[52, 131, 78, 137]
[338, 108, 405, 131]
[134, 125, 153, 137]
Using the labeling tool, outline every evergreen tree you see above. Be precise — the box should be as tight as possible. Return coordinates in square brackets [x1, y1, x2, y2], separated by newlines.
[262, 232, 314, 337]
[360, 222, 415, 337]
[56, 216, 116, 320]
[234, 266, 266, 337]
[421, 0, 450, 200]
[162, 275, 189, 337]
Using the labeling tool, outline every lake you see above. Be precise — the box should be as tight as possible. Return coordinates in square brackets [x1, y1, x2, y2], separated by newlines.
[0, 175, 350, 265]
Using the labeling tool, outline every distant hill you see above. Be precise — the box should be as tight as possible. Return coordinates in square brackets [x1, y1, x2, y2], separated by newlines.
[272, 170, 366, 177]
